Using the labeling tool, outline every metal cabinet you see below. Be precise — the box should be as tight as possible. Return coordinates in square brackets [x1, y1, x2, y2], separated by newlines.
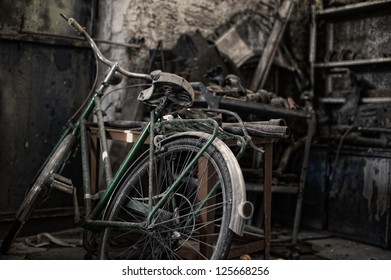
[307, 0, 391, 247]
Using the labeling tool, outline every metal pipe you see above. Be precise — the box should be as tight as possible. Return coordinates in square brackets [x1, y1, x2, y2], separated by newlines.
[94, 96, 113, 186]
[309, 4, 317, 98]
[334, 125, 391, 134]
[276, 137, 306, 174]
[222, 123, 290, 139]
[19, 30, 141, 48]
[80, 119, 92, 217]
[292, 114, 316, 245]
[263, 142, 273, 259]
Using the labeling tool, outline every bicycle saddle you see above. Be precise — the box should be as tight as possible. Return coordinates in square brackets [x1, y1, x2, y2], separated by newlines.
[138, 70, 194, 107]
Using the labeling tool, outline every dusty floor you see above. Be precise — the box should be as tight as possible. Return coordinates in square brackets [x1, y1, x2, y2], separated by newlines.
[267, 229, 391, 260]
[1, 227, 391, 260]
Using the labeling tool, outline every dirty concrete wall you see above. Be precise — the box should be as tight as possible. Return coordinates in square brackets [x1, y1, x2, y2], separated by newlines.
[98, 0, 275, 64]
[96, 0, 311, 120]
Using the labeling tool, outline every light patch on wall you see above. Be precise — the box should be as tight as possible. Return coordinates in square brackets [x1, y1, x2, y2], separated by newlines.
[362, 158, 389, 222]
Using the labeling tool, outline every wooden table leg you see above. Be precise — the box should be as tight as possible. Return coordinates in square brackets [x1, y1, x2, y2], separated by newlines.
[198, 156, 216, 259]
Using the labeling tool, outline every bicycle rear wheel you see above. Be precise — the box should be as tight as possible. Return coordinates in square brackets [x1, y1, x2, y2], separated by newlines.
[100, 135, 238, 260]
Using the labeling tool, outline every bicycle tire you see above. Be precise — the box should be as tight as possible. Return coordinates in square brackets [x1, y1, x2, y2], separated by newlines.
[99, 135, 237, 260]
[0, 134, 75, 254]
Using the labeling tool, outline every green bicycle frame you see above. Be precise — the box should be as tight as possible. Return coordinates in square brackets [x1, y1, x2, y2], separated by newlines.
[84, 117, 223, 230]
[39, 63, 247, 232]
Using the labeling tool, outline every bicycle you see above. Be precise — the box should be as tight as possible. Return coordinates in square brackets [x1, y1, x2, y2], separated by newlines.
[0, 14, 254, 260]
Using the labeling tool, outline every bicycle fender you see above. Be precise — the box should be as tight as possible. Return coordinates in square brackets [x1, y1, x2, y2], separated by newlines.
[162, 131, 252, 236]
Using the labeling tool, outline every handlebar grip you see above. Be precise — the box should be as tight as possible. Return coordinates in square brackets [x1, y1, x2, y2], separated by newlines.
[68, 18, 85, 33]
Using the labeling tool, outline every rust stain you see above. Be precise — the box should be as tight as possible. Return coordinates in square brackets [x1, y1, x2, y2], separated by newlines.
[362, 159, 389, 221]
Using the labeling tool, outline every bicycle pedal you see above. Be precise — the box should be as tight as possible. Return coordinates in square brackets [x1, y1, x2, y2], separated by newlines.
[49, 173, 74, 195]
[92, 190, 105, 201]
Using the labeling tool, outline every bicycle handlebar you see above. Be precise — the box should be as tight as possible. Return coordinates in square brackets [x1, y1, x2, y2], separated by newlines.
[62, 14, 151, 81]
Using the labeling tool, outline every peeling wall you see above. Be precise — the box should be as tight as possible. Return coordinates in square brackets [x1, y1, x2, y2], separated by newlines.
[98, 0, 277, 58]
[96, 0, 310, 120]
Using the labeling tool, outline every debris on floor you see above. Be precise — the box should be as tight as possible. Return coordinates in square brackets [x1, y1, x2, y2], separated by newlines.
[2, 227, 391, 260]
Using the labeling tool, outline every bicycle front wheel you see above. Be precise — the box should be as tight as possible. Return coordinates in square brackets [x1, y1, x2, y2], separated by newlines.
[0, 133, 75, 254]
[100, 135, 237, 260]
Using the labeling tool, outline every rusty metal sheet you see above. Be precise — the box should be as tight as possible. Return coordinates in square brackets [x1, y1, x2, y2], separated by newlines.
[0, 0, 93, 35]
[0, 0, 95, 219]
[328, 154, 390, 247]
